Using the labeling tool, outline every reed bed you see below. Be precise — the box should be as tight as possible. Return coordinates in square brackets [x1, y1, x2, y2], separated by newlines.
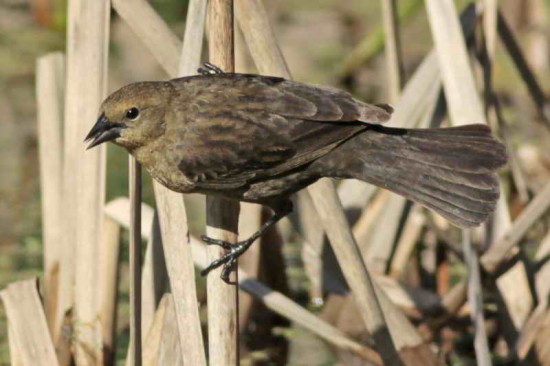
[1, 0, 549, 365]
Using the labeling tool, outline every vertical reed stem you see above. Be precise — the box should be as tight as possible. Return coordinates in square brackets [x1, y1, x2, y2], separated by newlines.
[462, 230, 492, 366]
[129, 158, 142, 366]
[207, 0, 240, 365]
[381, 0, 405, 102]
[63, 0, 110, 363]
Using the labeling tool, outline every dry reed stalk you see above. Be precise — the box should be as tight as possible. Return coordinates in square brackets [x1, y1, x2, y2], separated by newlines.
[440, 182, 550, 327]
[108, 200, 166, 364]
[36, 52, 65, 333]
[129, 159, 143, 366]
[141, 295, 169, 365]
[475, 1, 535, 340]
[206, 1, 240, 364]
[113, 0, 209, 364]
[515, 303, 548, 360]
[372, 274, 440, 317]
[291, 190, 326, 299]
[140, 214, 168, 336]
[179, 0, 207, 74]
[236, 202, 263, 328]
[112, 0, 180, 76]
[7, 323, 23, 366]
[151, 184, 207, 365]
[496, 260, 533, 329]
[337, 181, 378, 213]
[338, 0, 423, 77]
[390, 205, 425, 278]
[525, 0, 549, 73]
[142, 294, 182, 366]
[533, 310, 550, 364]
[98, 216, 121, 365]
[483, 0, 499, 58]
[236, 1, 442, 364]
[238, 275, 382, 364]
[380, 0, 405, 102]
[61, 0, 111, 364]
[482, 181, 550, 272]
[424, 2, 485, 123]
[535, 231, 550, 303]
[491, 99, 530, 202]
[1, 279, 59, 366]
[54, 7, 79, 352]
[105, 197, 381, 362]
[366, 195, 407, 273]
[463, 231, 492, 366]
[497, 10, 550, 128]
[293, 191, 326, 299]
[488, 185, 533, 332]
[352, 190, 391, 245]
[234, 31, 263, 329]
[103, 198, 155, 238]
[142, 295, 169, 365]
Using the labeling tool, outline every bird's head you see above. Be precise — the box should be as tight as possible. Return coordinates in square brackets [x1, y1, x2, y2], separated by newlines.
[85, 81, 173, 150]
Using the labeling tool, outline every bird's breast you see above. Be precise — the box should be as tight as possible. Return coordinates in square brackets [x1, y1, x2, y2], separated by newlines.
[132, 142, 196, 194]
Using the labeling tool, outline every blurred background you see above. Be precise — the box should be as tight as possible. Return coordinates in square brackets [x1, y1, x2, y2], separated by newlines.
[0, 0, 549, 364]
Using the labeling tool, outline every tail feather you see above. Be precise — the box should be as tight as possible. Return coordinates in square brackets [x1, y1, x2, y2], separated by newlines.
[317, 124, 507, 227]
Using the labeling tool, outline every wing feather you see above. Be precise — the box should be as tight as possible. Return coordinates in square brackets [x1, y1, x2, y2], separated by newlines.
[168, 73, 378, 189]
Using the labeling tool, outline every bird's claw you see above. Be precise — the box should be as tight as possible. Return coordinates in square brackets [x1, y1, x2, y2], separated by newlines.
[220, 258, 237, 284]
[200, 238, 253, 284]
[197, 62, 224, 76]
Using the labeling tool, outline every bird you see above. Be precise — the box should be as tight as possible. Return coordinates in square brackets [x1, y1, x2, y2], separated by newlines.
[85, 62, 507, 283]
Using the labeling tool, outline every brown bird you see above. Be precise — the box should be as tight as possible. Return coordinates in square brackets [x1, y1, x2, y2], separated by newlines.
[86, 63, 507, 283]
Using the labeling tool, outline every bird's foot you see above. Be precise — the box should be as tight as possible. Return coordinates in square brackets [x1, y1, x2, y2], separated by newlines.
[197, 62, 224, 76]
[200, 236, 253, 284]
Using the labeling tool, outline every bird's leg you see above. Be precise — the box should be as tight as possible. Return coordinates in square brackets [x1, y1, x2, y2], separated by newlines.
[200, 200, 293, 284]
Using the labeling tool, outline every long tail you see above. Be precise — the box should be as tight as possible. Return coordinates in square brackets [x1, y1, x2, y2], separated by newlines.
[315, 124, 507, 227]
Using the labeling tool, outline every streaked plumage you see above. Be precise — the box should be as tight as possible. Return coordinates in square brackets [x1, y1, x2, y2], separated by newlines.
[86, 70, 507, 281]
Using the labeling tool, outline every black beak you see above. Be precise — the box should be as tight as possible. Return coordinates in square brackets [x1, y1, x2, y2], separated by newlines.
[85, 113, 126, 149]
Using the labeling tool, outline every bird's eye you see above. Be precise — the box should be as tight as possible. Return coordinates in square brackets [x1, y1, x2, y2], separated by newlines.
[125, 107, 140, 120]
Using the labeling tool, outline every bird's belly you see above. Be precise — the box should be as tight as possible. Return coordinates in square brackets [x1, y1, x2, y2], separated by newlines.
[243, 171, 319, 202]
[135, 145, 319, 201]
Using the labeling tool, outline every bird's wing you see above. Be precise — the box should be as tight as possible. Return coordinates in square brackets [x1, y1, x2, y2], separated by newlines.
[170, 113, 364, 190]
[269, 78, 393, 123]
[168, 74, 377, 189]
[169, 115, 286, 189]
[171, 73, 393, 124]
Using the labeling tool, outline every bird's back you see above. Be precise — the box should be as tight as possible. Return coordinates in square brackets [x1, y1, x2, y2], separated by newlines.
[157, 73, 387, 196]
